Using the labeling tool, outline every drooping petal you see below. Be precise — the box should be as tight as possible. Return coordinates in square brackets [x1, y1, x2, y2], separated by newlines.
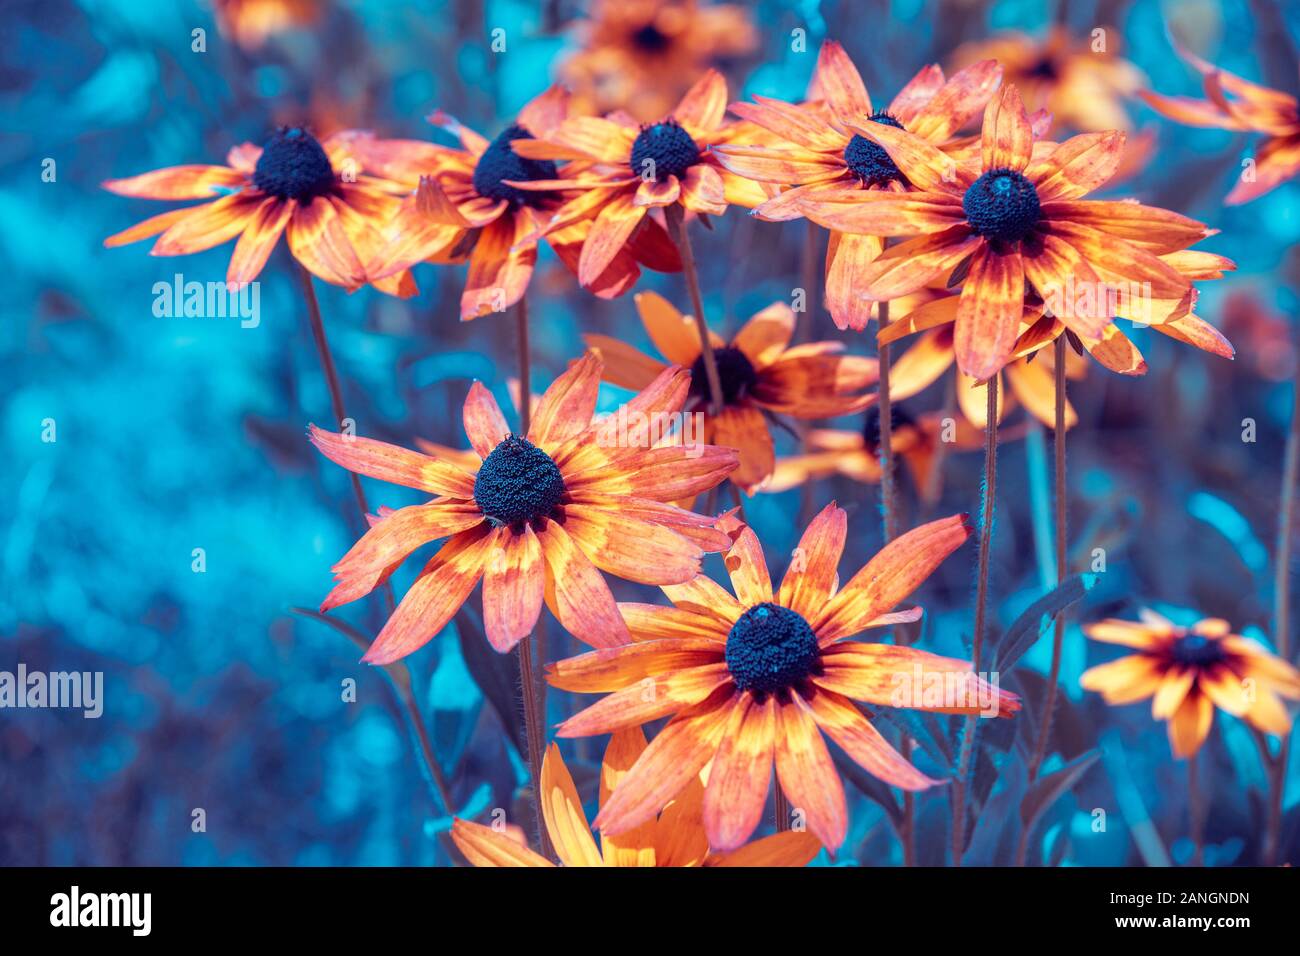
[1167, 690, 1214, 759]
[773, 692, 848, 851]
[1080, 654, 1164, 704]
[856, 225, 981, 301]
[599, 728, 658, 866]
[150, 192, 266, 257]
[804, 687, 941, 789]
[953, 245, 1025, 380]
[539, 743, 604, 867]
[461, 213, 537, 319]
[578, 193, 648, 288]
[710, 405, 776, 493]
[538, 517, 630, 647]
[362, 526, 498, 664]
[593, 695, 736, 837]
[824, 230, 885, 331]
[287, 197, 366, 287]
[703, 693, 776, 851]
[227, 198, 294, 283]
[481, 524, 546, 652]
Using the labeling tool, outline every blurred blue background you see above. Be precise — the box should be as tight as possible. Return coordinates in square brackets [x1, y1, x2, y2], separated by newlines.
[2, 0, 1299, 866]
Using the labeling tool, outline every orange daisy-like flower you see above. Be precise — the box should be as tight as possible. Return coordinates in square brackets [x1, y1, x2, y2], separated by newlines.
[1081, 611, 1300, 758]
[763, 407, 991, 502]
[713, 41, 1002, 331]
[359, 87, 680, 319]
[558, 0, 758, 124]
[1139, 44, 1300, 204]
[547, 505, 1019, 851]
[309, 353, 738, 663]
[950, 26, 1145, 133]
[583, 292, 878, 492]
[798, 85, 1215, 379]
[103, 127, 415, 295]
[451, 728, 822, 867]
[212, 0, 321, 50]
[517, 69, 764, 290]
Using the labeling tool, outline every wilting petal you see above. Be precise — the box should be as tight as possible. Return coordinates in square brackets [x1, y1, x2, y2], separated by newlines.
[150, 192, 266, 257]
[539, 743, 604, 867]
[451, 819, 552, 867]
[104, 205, 208, 248]
[662, 574, 747, 625]
[594, 695, 735, 837]
[816, 514, 971, 642]
[481, 524, 545, 652]
[711, 143, 845, 186]
[887, 64, 947, 123]
[722, 526, 773, 607]
[566, 444, 739, 501]
[703, 694, 776, 851]
[1020, 232, 1108, 340]
[617, 603, 728, 644]
[227, 198, 294, 283]
[309, 425, 476, 497]
[462, 213, 536, 319]
[538, 517, 630, 647]
[634, 174, 681, 208]
[680, 163, 727, 216]
[773, 692, 848, 851]
[1042, 220, 1191, 300]
[362, 526, 497, 664]
[805, 687, 941, 789]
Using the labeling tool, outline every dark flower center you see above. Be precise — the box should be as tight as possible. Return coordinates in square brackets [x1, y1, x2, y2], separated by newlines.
[962, 168, 1042, 243]
[843, 112, 906, 188]
[725, 603, 821, 695]
[631, 23, 671, 52]
[863, 404, 917, 457]
[1027, 56, 1060, 81]
[630, 120, 700, 181]
[252, 127, 337, 202]
[472, 436, 566, 529]
[471, 124, 558, 207]
[1169, 634, 1228, 668]
[690, 346, 758, 406]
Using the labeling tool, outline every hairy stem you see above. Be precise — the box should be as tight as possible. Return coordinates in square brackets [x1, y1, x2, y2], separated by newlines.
[951, 375, 999, 867]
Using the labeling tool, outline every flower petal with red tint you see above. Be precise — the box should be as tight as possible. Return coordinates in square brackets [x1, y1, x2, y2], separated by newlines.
[481, 524, 546, 652]
[538, 517, 630, 647]
[703, 693, 776, 851]
[309, 425, 477, 497]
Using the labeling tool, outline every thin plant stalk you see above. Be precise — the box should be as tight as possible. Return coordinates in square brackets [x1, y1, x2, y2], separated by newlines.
[665, 204, 724, 415]
[877, 299, 897, 545]
[951, 375, 999, 866]
[1264, 354, 1300, 864]
[1027, 338, 1069, 781]
[1188, 751, 1205, 866]
[297, 264, 396, 615]
[796, 220, 820, 528]
[512, 295, 554, 860]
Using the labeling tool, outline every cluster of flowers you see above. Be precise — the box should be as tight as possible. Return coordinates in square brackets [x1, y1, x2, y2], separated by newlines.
[105, 10, 1300, 866]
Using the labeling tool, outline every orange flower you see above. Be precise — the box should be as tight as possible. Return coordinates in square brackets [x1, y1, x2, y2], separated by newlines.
[518, 70, 764, 290]
[309, 353, 738, 662]
[359, 87, 680, 318]
[213, 0, 321, 50]
[1081, 611, 1300, 758]
[713, 41, 1002, 331]
[763, 408, 992, 502]
[451, 728, 822, 866]
[799, 85, 1214, 379]
[547, 505, 1019, 851]
[583, 292, 878, 492]
[1139, 44, 1300, 204]
[558, 0, 758, 123]
[950, 26, 1145, 133]
[103, 127, 415, 295]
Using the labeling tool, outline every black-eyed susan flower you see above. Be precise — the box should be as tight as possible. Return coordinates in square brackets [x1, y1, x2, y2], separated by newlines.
[547, 504, 1019, 851]
[104, 127, 415, 295]
[1081, 611, 1300, 758]
[359, 87, 681, 318]
[309, 353, 738, 662]
[451, 728, 822, 866]
[712, 41, 1002, 331]
[583, 292, 878, 491]
[1139, 43, 1300, 204]
[558, 0, 758, 124]
[797, 85, 1215, 379]
[517, 69, 766, 290]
